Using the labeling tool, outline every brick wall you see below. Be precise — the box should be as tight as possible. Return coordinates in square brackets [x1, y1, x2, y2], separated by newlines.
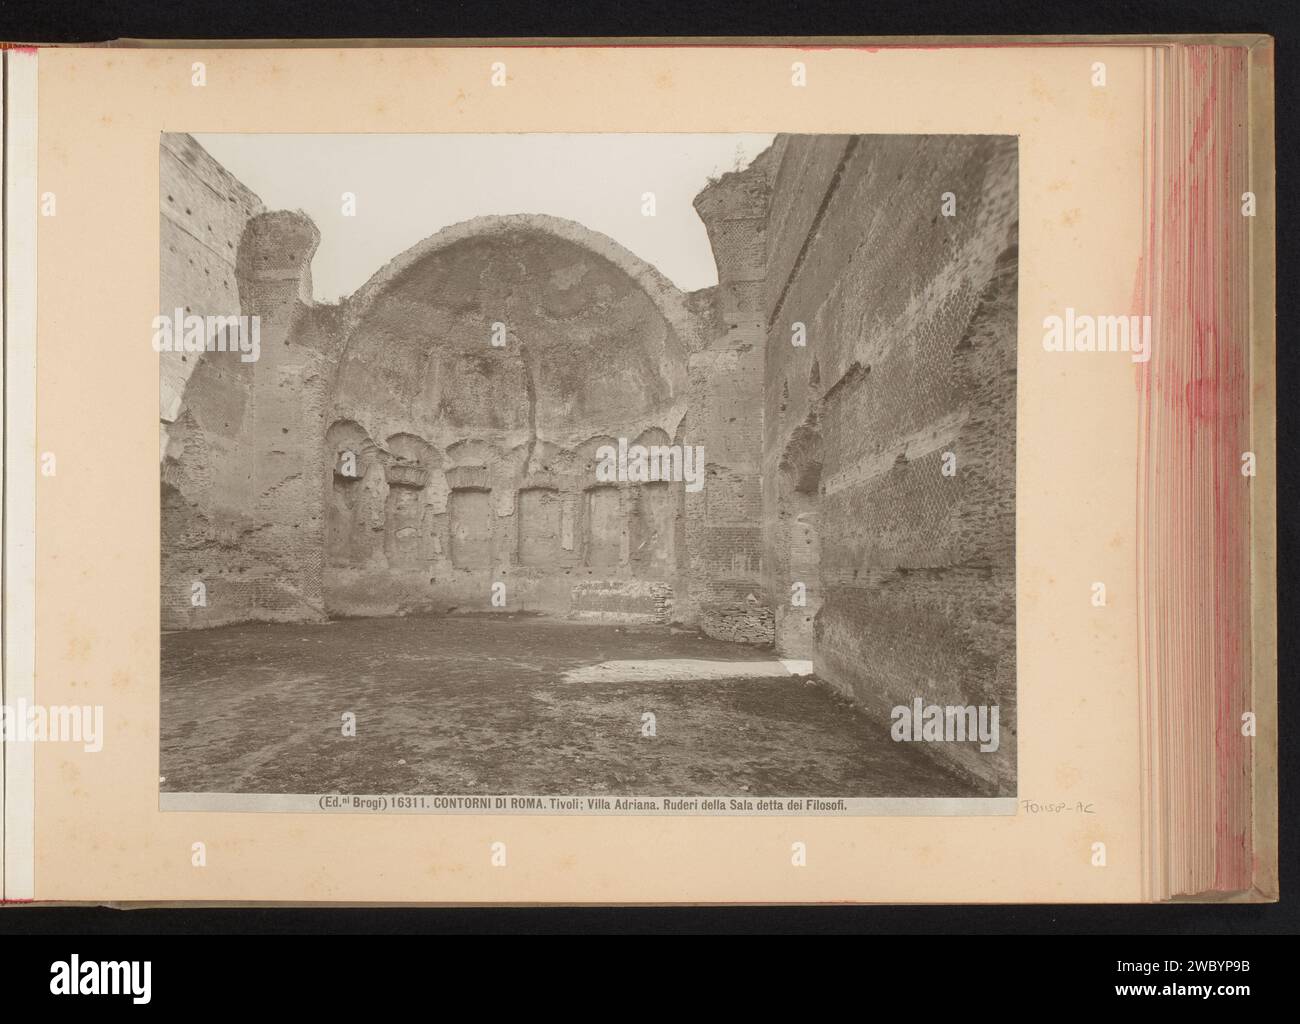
[688, 163, 771, 637]
[759, 135, 1018, 792]
[160, 135, 265, 629]
[159, 134, 264, 423]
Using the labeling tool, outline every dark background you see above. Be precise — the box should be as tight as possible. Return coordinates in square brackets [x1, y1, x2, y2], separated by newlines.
[0, 0, 1293, 938]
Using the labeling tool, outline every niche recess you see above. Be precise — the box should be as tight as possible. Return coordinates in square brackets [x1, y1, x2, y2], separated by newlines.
[583, 486, 622, 568]
[325, 420, 377, 568]
[449, 489, 493, 569]
[517, 487, 562, 567]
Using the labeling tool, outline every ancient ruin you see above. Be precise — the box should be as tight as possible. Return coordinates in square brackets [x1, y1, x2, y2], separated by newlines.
[160, 132, 1018, 791]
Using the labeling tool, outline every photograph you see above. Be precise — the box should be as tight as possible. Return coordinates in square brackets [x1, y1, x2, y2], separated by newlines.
[157, 131, 1019, 811]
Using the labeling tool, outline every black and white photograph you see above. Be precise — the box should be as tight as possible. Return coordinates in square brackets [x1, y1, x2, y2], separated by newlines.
[157, 131, 1018, 813]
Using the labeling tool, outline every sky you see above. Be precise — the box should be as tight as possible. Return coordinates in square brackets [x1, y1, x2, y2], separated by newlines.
[194, 133, 775, 300]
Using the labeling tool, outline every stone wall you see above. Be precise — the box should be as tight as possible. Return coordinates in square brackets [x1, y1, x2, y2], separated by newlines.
[160, 134, 715, 629]
[316, 215, 703, 622]
[688, 162, 772, 642]
[758, 135, 1018, 791]
[161, 198, 334, 629]
[159, 133, 265, 425]
[160, 134, 272, 629]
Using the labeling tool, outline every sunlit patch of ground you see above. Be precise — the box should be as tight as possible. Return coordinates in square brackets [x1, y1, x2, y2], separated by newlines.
[160, 614, 974, 797]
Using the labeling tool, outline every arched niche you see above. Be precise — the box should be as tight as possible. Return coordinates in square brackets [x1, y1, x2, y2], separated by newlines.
[324, 420, 381, 568]
[329, 215, 694, 452]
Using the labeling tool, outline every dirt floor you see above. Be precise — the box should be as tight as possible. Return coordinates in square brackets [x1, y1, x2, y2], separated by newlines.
[160, 614, 974, 797]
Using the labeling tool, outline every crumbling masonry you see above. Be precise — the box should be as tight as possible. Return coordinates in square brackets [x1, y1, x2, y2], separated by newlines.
[160, 133, 1017, 789]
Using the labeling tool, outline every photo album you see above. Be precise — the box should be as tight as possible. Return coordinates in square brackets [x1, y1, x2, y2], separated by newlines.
[0, 37, 1276, 905]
